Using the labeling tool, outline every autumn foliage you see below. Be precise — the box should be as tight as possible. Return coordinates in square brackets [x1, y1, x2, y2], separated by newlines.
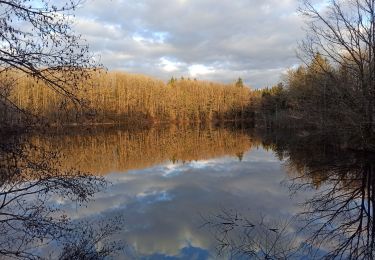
[3, 70, 252, 126]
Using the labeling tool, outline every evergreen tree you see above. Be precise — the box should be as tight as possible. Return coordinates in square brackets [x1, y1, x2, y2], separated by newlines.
[235, 77, 244, 88]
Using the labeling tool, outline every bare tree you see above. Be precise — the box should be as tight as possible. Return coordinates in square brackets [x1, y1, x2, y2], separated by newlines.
[0, 132, 127, 259]
[201, 210, 300, 259]
[0, 2, 126, 259]
[300, 0, 375, 135]
[0, 0, 99, 126]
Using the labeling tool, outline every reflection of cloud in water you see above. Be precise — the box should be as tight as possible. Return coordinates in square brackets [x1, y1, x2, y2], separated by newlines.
[136, 190, 173, 204]
[60, 148, 308, 258]
[134, 244, 212, 260]
[162, 163, 184, 177]
[162, 160, 228, 178]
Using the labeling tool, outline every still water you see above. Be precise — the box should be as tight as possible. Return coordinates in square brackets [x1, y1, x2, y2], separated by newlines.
[2, 126, 374, 259]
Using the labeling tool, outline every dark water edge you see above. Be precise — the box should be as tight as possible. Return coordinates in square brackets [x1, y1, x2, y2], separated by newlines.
[1, 124, 375, 259]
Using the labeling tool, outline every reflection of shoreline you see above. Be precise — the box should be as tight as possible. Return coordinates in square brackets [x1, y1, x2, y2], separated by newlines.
[24, 127, 375, 259]
[62, 144, 297, 259]
[30, 126, 254, 175]
[0, 131, 124, 259]
[248, 129, 375, 259]
[288, 152, 375, 259]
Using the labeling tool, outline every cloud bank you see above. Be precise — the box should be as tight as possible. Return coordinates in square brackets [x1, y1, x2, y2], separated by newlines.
[75, 0, 309, 88]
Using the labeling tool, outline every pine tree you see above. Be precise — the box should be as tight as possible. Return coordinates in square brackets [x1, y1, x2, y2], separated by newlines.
[235, 77, 244, 88]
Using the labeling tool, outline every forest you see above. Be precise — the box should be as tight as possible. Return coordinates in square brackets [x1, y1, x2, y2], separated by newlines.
[0, 0, 374, 154]
[2, 50, 374, 150]
[0, 0, 374, 143]
[252, 53, 375, 150]
[0, 70, 252, 126]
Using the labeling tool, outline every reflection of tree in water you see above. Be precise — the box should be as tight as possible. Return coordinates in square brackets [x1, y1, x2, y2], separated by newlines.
[288, 147, 375, 259]
[201, 209, 299, 259]
[57, 217, 124, 260]
[30, 126, 253, 174]
[0, 131, 124, 259]
[205, 130, 375, 259]
[259, 129, 375, 259]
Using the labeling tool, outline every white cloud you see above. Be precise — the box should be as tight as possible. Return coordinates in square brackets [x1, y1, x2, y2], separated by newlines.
[188, 64, 215, 77]
[75, 0, 309, 87]
[159, 57, 184, 72]
[132, 31, 169, 44]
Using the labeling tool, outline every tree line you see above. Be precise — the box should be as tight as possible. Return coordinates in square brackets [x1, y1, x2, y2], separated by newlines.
[248, 0, 375, 151]
[2, 70, 252, 126]
[3, 50, 374, 152]
[250, 52, 374, 150]
[1, 0, 374, 150]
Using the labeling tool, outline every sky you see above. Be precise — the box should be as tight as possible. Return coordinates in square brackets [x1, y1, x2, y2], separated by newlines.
[73, 0, 311, 88]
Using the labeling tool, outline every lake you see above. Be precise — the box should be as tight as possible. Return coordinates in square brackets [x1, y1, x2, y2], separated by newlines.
[2, 125, 374, 259]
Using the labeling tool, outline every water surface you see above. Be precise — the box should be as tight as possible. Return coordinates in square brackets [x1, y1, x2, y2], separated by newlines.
[37, 126, 309, 259]
[3, 126, 374, 259]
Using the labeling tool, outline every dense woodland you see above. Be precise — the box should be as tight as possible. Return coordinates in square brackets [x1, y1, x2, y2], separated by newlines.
[1, 1, 375, 137]
[1, 53, 374, 151]
[251, 53, 375, 150]
[1, 70, 252, 126]
[1, 50, 374, 151]
[252, 54, 372, 130]
[0, 0, 374, 139]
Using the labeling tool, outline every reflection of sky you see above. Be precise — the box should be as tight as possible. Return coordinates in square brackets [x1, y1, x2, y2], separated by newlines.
[59, 147, 311, 259]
